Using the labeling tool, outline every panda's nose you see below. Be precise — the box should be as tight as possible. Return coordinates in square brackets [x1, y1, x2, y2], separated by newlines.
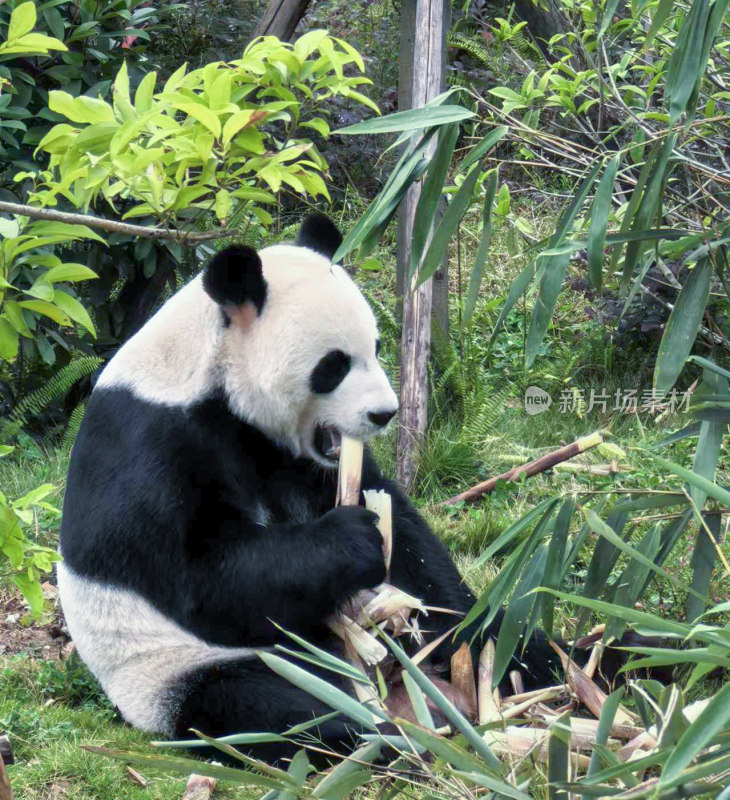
[368, 409, 396, 428]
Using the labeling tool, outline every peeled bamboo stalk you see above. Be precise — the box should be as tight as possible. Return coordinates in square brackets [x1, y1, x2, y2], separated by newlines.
[478, 639, 502, 723]
[182, 774, 216, 800]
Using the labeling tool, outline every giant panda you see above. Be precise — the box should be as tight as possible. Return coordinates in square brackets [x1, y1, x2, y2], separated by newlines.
[57, 214, 561, 763]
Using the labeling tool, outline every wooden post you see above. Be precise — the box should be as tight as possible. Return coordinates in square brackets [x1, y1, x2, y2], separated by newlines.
[396, 0, 448, 490]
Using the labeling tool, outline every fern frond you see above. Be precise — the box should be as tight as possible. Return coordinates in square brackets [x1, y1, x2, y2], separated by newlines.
[0, 356, 103, 444]
[62, 401, 87, 450]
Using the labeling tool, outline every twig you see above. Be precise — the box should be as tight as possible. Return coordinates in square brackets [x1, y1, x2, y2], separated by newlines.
[0, 201, 231, 244]
[439, 431, 604, 506]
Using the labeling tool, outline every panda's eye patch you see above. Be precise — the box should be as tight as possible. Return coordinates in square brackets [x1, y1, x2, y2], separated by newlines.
[375, 339, 381, 357]
[311, 350, 352, 394]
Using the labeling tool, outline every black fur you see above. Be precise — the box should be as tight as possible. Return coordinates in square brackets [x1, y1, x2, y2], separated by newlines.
[310, 350, 352, 394]
[295, 213, 343, 262]
[62, 388, 564, 761]
[203, 246, 267, 313]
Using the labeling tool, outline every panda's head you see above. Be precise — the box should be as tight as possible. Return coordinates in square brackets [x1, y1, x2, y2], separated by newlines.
[202, 214, 398, 467]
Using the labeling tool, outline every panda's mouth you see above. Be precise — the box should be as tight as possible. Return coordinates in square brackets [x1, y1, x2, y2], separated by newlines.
[314, 425, 342, 463]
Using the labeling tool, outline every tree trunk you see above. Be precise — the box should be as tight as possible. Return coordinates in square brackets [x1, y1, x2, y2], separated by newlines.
[396, 0, 448, 490]
[253, 0, 312, 41]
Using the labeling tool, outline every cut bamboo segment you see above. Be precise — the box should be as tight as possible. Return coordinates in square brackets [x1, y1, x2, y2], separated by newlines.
[337, 436, 364, 507]
[450, 643, 477, 720]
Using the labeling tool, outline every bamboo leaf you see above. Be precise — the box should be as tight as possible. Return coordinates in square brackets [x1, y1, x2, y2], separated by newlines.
[461, 125, 508, 170]
[584, 688, 625, 792]
[689, 367, 727, 509]
[258, 653, 382, 731]
[651, 454, 730, 508]
[462, 168, 498, 328]
[621, 134, 677, 294]
[410, 123, 459, 275]
[541, 498, 573, 636]
[337, 105, 475, 135]
[660, 682, 730, 786]
[525, 162, 602, 366]
[686, 511, 721, 623]
[582, 507, 709, 604]
[653, 257, 712, 395]
[493, 545, 548, 687]
[548, 713, 571, 800]
[415, 162, 483, 287]
[665, 0, 711, 122]
[587, 155, 619, 290]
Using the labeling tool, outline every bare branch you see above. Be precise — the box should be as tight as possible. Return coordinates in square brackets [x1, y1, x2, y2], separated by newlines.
[0, 201, 231, 245]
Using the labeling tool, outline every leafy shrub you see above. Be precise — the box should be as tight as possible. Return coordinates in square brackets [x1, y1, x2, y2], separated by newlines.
[0, 446, 60, 616]
[28, 32, 378, 224]
[0, 0, 166, 182]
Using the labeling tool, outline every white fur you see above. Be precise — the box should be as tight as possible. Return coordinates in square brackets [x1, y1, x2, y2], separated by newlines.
[98, 244, 398, 464]
[57, 562, 260, 734]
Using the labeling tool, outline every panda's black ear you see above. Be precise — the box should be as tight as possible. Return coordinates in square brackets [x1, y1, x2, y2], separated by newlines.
[296, 213, 342, 262]
[203, 245, 267, 315]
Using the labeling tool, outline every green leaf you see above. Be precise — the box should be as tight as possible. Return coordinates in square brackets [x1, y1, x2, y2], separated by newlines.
[660, 682, 730, 787]
[587, 155, 619, 290]
[49, 91, 115, 124]
[223, 109, 267, 145]
[652, 453, 730, 509]
[462, 168, 498, 328]
[337, 105, 475, 135]
[8, 1, 37, 42]
[0, 319, 19, 360]
[12, 573, 44, 618]
[134, 71, 157, 113]
[686, 511, 721, 624]
[621, 133, 677, 295]
[598, 0, 621, 36]
[44, 264, 98, 283]
[51, 291, 96, 336]
[525, 161, 602, 366]
[541, 498, 573, 636]
[83, 746, 283, 788]
[493, 545, 548, 687]
[176, 103, 222, 137]
[653, 257, 712, 395]
[18, 300, 71, 327]
[581, 507, 709, 604]
[643, 0, 675, 49]
[311, 741, 381, 799]
[690, 367, 727, 508]
[665, 0, 711, 123]
[548, 713, 571, 800]
[584, 688, 625, 791]
[415, 162, 482, 287]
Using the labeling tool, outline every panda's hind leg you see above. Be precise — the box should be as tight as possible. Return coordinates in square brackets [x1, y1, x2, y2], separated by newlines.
[169, 656, 362, 765]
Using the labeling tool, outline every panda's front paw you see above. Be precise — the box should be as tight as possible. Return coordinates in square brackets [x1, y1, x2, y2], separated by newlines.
[318, 506, 386, 593]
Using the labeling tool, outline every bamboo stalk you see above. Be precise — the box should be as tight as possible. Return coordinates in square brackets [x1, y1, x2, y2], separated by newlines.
[549, 641, 635, 725]
[450, 643, 477, 720]
[439, 432, 605, 506]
